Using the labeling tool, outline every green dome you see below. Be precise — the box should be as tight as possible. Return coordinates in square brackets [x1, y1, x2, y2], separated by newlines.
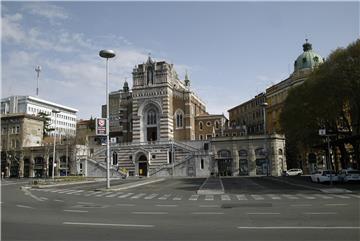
[294, 40, 324, 72]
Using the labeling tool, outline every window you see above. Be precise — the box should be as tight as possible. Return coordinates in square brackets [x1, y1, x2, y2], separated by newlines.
[199, 121, 203, 130]
[239, 150, 248, 157]
[175, 110, 184, 128]
[200, 159, 204, 169]
[147, 110, 157, 125]
[206, 121, 211, 127]
[16, 126, 20, 134]
[215, 121, 220, 130]
[199, 134, 203, 140]
[278, 149, 283, 155]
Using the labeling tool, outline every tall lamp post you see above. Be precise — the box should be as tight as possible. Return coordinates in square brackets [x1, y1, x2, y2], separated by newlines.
[35, 65, 41, 97]
[52, 109, 60, 180]
[260, 102, 269, 176]
[99, 49, 116, 189]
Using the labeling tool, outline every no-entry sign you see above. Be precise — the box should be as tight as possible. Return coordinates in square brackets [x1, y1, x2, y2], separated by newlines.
[96, 118, 107, 136]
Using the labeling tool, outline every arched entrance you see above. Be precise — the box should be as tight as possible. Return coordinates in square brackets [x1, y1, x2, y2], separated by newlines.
[138, 154, 148, 177]
[24, 158, 30, 178]
[217, 150, 233, 176]
[34, 157, 45, 178]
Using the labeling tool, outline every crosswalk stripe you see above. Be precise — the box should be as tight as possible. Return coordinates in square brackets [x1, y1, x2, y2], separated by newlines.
[267, 194, 281, 200]
[251, 195, 264, 200]
[236, 194, 248, 200]
[144, 194, 158, 200]
[173, 196, 182, 201]
[189, 195, 199, 201]
[314, 194, 333, 199]
[221, 195, 231, 201]
[50, 189, 63, 193]
[348, 194, 360, 199]
[106, 192, 123, 198]
[332, 194, 350, 199]
[66, 190, 84, 195]
[95, 192, 112, 197]
[131, 193, 147, 199]
[282, 194, 299, 200]
[58, 189, 76, 194]
[84, 191, 98, 197]
[205, 195, 214, 201]
[158, 194, 172, 200]
[297, 194, 316, 200]
[118, 193, 134, 198]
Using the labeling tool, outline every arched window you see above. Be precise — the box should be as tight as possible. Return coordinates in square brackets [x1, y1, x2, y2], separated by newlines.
[255, 148, 266, 156]
[199, 121, 203, 130]
[215, 121, 220, 130]
[175, 110, 184, 128]
[147, 110, 157, 125]
[278, 149, 283, 155]
[239, 150, 248, 157]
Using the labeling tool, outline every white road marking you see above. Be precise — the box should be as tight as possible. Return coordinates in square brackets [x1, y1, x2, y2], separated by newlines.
[290, 204, 312, 207]
[313, 194, 333, 199]
[118, 193, 134, 198]
[189, 195, 199, 201]
[131, 193, 147, 199]
[205, 195, 214, 201]
[282, 194, 299, 200]
[66, 190, 84, 195]
[106, 192, 123, 198]
[325, 203, 348, 206]
[84, 191, 98, 197]
[16, 205, 34, 209]
[132, 212, 168, 215]
[250, 195, 264, 200]
[63, 222, 154, 228]
[267, 194, 281, 200]
[22, 188, 43, 202]
[116, 204, 135, 207]
[158, 194, 172, 200]
[95, 192, 112, 197]
[221, 195, 231, 201]
[192, 212, 224, 215]
[297, 194, 316, 200]
[155, 204, 178, 207]
[58, 189, 75, 194]
[236, 194, 248, 200]
[332, 194, 350, 199]
[40, 197, 48, 200]
[144, 193, 158, 200]
[304, 212, 337, 215]
[237, 226, 360, 230]
[199, 205, 221, 208]
[348, 194, 360, 199]
[172, 196, 182, 201]
[64, 210, 88, 213]
[54, 199, 64, 202]
[247, 212, 280, 215]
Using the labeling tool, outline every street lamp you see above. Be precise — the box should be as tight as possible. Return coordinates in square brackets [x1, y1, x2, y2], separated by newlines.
[260, 102, 269, 176]
[52, 109, 60, 180]
[99, 49, 116, 189]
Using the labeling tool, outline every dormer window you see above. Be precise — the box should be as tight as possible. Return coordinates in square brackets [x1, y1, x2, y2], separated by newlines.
[302, 57, 307, 63]
[313, 56, 319, 62]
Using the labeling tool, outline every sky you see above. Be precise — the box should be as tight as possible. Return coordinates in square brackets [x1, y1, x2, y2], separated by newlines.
[1, 1, 359, 119]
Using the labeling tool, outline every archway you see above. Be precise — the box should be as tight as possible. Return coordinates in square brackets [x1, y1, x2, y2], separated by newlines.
[216, 150, 233, 176]
[23, 158, 30, 178]
[138, 154, 148, 177]
[34, 157, 44, 178]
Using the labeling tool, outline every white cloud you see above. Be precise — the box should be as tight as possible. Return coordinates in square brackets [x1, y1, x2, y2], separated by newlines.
[2, 13, 25, 43]
[22, 2, 68, 22]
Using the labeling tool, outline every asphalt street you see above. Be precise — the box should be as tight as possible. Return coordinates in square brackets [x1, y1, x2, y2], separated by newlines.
[2, 177, 360, 241]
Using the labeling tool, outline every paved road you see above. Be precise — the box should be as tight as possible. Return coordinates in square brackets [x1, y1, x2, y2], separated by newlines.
[2, 178, 360, 241]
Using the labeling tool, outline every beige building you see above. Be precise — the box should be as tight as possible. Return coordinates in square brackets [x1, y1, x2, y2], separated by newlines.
[1, 114, 44, 177]
[266, 40, 324, 134]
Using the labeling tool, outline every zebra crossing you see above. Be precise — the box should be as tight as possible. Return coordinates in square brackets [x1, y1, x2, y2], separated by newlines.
[32, 188, 360, 202]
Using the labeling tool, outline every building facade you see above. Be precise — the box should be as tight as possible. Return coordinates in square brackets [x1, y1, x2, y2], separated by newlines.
[265, 40, 324, 134]
[228, 92, 267, 136]
[1, 95, 78, 137]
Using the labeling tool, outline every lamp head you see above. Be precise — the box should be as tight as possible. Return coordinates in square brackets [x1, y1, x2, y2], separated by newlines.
[99, 50, 116, 59]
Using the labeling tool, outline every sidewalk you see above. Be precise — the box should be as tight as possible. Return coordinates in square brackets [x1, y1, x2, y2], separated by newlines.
[197, 176, 224, 195]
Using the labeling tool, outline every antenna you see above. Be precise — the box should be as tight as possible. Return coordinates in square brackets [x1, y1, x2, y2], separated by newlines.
[35, 65, 41, 96]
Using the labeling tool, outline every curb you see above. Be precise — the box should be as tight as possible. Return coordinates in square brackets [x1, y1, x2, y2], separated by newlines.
[31, 180, 101, 189]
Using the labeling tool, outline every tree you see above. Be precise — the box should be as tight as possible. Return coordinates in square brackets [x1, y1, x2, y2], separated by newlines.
[37, 111, 52, 136]
[281, 39, 360, 169]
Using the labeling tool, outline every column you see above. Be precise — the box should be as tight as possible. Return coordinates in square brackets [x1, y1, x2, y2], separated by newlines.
[248, 146, 256, 176]
[29, 155, 35, 178]
[19, 152, 24, 178]
[232, 143, 239, 176]
[44, 154, 49, 179]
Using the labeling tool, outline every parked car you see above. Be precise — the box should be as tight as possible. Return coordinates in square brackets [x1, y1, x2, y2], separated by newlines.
[338, 169, 360, 183]
[310, 170, 339, 183]
[285, 168, 303, 176]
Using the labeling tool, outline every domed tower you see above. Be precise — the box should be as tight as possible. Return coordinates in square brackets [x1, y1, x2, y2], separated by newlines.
[294, 39, 324, 72]
[123, 80, 129, 92]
